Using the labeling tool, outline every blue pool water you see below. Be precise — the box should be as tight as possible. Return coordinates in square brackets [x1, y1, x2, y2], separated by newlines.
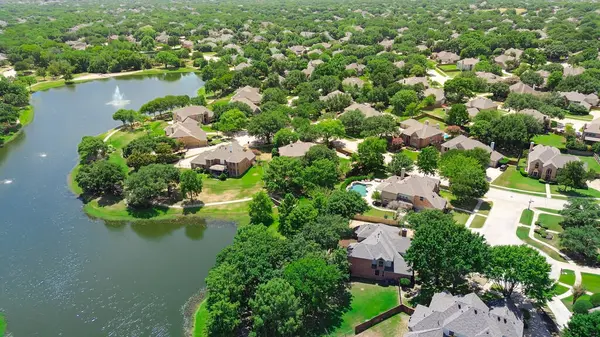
[350, 183, 368, 196]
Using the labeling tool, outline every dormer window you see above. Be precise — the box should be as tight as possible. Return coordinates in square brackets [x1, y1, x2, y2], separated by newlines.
[378, 259, 384, 267]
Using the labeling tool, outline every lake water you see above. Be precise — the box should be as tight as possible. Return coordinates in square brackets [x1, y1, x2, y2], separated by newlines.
[0, 73, 237, 336]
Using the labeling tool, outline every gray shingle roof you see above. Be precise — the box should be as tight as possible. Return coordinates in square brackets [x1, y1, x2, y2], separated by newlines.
[400, 76, 429, 87]
[342, 103, 382, 118]
[342, 77, 365, 88]
[191, 141, 255, 165]
[377, 175, 447, 210]
[348, 224, 411, 276]
[174, 105, 214, 120]
[278, 141, 316, 157]
[164, 119, 207, 141]
[528, 145, 581, 170]
[466, 97, 498, 110]
[401, 121, 444, 140]
[232, 86, 262, 105]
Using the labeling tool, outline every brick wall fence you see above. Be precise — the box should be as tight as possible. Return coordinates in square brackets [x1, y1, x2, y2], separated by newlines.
[353, 214, 400, 226]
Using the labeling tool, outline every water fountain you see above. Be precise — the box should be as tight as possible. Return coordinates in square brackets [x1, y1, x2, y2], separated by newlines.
[106, 85, 131, 107]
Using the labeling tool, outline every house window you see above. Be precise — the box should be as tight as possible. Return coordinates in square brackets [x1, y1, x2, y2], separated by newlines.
[419, 197, 424, 201]
[535, 163, 539, 169]
[378, 259, 384, 267]
[375, 270, 380, 276]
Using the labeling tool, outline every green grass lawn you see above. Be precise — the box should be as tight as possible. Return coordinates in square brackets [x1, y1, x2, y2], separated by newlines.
[565, 113, 594, 121]
[193, 300, 208, 337]
[470, 215, 487, 228]
[532, 134, 565, 148]
[581, 273, 600, 293]
[577, 155, 600, 172]
[516, 226, 566, 262]
[453, 210, 471, 226]
[330, 282, 399, 336]
[478, 201, 493, 215]
[357, 313, 409, 337]
[562, 294, 591, 312]
[107, 121, 167, 149]
[536, 207, 561, 214]
[438, 64, 458, 72]
[199, 165, 264, 201]
[492, 166, 546, 193]
[201, 125, 216, 132]
[0, 313, 5, 336]
[440, 190, 489, 212]
[519, 209, 534, 226]
[364, 207, 397, 219]
[534, 232, 562, 251]
[550, 183, 600, 198]
[537, 213, 564, 232]
[424, 108, 446, 119]
[553, 283, 570, 296]
[401, 149, 419, 161]
[559, 269, 575, 286]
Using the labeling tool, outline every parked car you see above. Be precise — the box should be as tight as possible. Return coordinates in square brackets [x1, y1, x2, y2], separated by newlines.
[500, 164, 508, 171]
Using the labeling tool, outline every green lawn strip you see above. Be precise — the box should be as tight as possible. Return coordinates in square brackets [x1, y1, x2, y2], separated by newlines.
[470, 215, 486, 228]
[490, 185, 547, 197]
[581, 273, 600, 293]
[207, 92, 235, 109]
[107, 121, 168, 149]
[364, 207, 396, 219]
[359, 313, 409, 337]
[553, 284, 570, 296]
[201, 125, 216, 132]
[519, 209, 534, 226]
[533, 232, 562, 251]
[561, 294, 591, 312]
[401, 149, 419, 161]
[83, 199, 251, 224]
[559, 270, 575, 286]
[536, 207, 561, 214]
[438, 64, 458, 72]
[192, 300, 208, 337]
[423, 108, 446, 119]
[19, 105, 34, 125]
[439, 190, 479, 211]
[532, 134, 566, 148]
[537, 213, 564, 232]
[550, 183, 600, 198]
[491, 166, 546, 193]
[565, 113, 594, 121]
[417, 116, 446, 130]
[516, 227, 566, 262]
[330, 282, 399, 336]
[453, 210, 471, 226]
[0, 313, 5, 336]
[69, 164, 83, 195]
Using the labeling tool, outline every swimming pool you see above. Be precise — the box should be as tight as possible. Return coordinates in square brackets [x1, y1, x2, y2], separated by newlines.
[350, 183, 368, 196]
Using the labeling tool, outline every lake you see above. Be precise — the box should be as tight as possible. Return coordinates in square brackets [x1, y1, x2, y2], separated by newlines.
[0, 73, 237, 336]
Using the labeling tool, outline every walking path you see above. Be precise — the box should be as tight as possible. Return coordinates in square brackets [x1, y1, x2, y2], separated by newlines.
[545, 183, 551, 199]
[164, 197, 252, 209]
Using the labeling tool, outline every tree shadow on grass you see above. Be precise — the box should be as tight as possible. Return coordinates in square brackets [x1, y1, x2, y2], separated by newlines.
[126, 205, 170, 219]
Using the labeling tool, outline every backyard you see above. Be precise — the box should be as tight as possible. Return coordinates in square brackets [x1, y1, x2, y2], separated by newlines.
[532, 134, 565, 148]
[198, 165, 265, 202]
[330, 282, 400, 336]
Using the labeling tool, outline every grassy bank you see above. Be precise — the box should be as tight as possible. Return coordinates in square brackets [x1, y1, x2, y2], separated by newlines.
[0, 105, 35, 146]
[193, 300, 209, 337]
[0, 313, 5, 336]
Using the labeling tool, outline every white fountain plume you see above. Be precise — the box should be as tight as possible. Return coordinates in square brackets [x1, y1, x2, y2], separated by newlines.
[106, 85, 131, 107]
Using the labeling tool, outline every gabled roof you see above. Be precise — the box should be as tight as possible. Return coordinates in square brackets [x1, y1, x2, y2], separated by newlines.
[424, 88, 445, 102]
[164, 119, 207, 141]
[509, 82, 539, 95]
[563, 66, 584, 77]
[348, 224, 411, 275]
[400, 77, 429, 87]
[191, 141, 255, 165]
[466, 97, 498, 110]
[518, 109, 546, 123]
[342, 77, 365, 88]
[433, 51, 460, 63]
[342, 103, 382, 118]
[377, 175, 446, 210]
[173, 105, 214, 120]
[475, 71, 501, 84]
[458, 57, 479, 66]
[278, 141, 316, 157]
[528, 145, 581, 169]
[232, 86, 262, 105]
[401, 120, 444, 139]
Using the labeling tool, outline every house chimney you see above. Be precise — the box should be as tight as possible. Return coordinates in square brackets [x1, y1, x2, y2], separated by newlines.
[401, 228, 408, 237]
[401, 168, 406, 179]
[490, 141, 495, 151]
[425, 120, 429, 126]
[529, 141, 535, 151]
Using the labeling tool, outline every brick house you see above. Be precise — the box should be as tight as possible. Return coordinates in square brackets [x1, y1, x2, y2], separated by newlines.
[173, 105, 214, 124]
[526, 144, 583, 181]
[400, 120, 444, 149]
[376, 175, 447, 210]
[348, 223, 412, 282]
[441, 135, 505, 167]
[190, 142, 256, 177]
[583, 119, 600, 142]
[164, 118, 208, 148]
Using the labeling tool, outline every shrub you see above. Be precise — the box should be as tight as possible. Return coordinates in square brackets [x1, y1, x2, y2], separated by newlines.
[498, 158, 510, 165]
[218, 173, 227, 181]
[519, 167, 528, 177]
[591, 293, 600, 307]
[399, 278, 411, 287]
[520, 308, 531, 320]
[573, 299, 593, 314]
[551, 120, 558, 128]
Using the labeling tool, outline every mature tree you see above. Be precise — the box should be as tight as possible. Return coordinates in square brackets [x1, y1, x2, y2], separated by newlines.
[444, 77, 474, 103]
[390, 89, 419, 115]
[387, 152, 414, 176]
[155, 51, 180, 68]
[304, 144, 338, 165]
[77, 136, 108, 164]
[557, 161, 595, 190]
[263, 156, 304, 195]
[247, 110, 289, 143]
[325, 190, 369, 218]
[124, 164, 180, 207]
[179, 170, 203, 201]
[560, 226, 600, 263]
[249, 191, 274, 225]
[300, 214, 351, 250]
[249, 278, 303, 337]
[562, 311, 600, 337]
[261, 88, 288, 105]
[278, 193, 297, 231]
[492, 114, 541, 155]
[339, 109, 365, 137]
[215, 109, 247, 134]
[405, 210, 489, 293]
[560, 199, 600, 228]
[489, 82, 510, 100]
[283, 257, 349, 333]
[273, 128, 299, 147]
[486, 245, 553, 303]
[303, 159, 339, 190]
[354, 137, 387, 172]
[281, 203, 318, 236]
[75, 160, 125, 196]
[126, 151, 157, 170]
[520, 70, 544, 88]
[360, 115, 397, 137]
[316, 119, 345, 147]
[417, 146, 439, 175]
[112, 109, 138, 126]
[547, 71, 563, 90]
[205, 263, 243, 336]
[446, 104, 470, 126]
[324, 93, 352, 112]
